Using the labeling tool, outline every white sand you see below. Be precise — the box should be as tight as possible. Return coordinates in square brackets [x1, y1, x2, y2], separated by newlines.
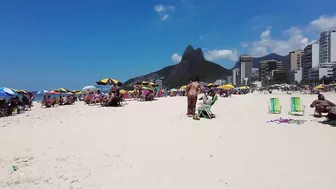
[1, 92, 336, 189]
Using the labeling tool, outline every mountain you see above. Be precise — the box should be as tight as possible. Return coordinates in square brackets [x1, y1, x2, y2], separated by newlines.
[123, 45, 231, 88]
[233, 53, 290, 70]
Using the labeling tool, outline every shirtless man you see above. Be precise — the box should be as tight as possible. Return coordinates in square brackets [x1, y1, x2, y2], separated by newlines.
[310, 94, 336, 117]
[186, 77, 202, 117]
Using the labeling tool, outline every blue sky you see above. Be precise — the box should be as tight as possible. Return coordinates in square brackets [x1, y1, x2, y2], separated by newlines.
[0, 0, 336, 90]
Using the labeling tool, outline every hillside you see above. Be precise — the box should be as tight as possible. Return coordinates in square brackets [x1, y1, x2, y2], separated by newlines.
[233, 53, 289, 70]
[123, 45, 231, 88]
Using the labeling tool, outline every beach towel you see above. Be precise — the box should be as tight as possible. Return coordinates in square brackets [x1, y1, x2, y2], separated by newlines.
[267, 117, 306, 125]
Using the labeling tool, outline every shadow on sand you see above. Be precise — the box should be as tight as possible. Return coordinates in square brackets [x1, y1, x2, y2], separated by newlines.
[319, 120, 336, 127]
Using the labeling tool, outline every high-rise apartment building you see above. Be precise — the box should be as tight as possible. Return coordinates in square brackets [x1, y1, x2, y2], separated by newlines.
[239, 55, 253, 85]
[259, 60, 285, 84]
[302, 41, 320, 81]
[289, 50, 304, 71]
[232, 68, 240, 86]
[319, 29, 336, 64]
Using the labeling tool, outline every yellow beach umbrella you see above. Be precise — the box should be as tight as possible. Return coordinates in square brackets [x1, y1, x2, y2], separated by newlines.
[71, 90, 80, 93]
[149, 82, 157, 86]
[314, 85, 324, 89]
[11, 88, 27, 94]
[180, 85, 187, 90]
[141, 86, 151, 90]
[75, 91, 83, 95]
[207, 83, 217, 87]
[55, 88, 70, 93]
[96, 78, 123, 86]
[239, 86, 247, 89]
[128, 90, 134, 94]
[142, 81, 150, 85]
[219, 84, 234, 89]
[120, 89, 127, 94]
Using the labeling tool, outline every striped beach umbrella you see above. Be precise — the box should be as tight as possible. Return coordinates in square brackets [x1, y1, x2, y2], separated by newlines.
[0, 87, 18, 97]
[37, 89, 48, 94]
[54, 88, 70, 93]
[96, 78, 123, 86]
[11, 88, 27, 94]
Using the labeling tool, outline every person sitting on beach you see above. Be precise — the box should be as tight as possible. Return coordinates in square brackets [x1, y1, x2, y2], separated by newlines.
[310, 94, 336, 117]
[27, 92, 35, 110]
[186, 77, 202, 117]
[45, 95, 52, 107]
[58, 96, 64, 105]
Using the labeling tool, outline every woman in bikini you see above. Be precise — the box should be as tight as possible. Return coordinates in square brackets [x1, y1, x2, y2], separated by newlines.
[186, 77, 202, 117]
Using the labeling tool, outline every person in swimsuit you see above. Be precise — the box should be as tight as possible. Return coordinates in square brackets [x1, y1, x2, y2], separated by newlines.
[186, 77, 202, 117]
[310, 94, 336, 117]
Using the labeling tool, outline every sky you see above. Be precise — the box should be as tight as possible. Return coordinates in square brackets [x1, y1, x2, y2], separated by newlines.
[0, 0, 336, 90]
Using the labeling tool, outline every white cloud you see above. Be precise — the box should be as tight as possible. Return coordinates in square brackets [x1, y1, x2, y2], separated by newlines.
[248, 27, 310, 57]
[154, 4, 175, 21]
[172, 53, 182, 63]
[204, 49, 238, 61]
[240, 42, 249, 48]
[310, 15, 336, 32]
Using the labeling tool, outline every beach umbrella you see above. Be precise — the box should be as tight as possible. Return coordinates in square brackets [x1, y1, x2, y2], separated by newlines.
[82, 85, 97, 93]
[239, 86, 247, 89]
[96, 78, 123, 86]
[149, 82, 158, 87]
[54, 88, 70, 93]
[314, 85, 324, 90]
[180, 85, 187, 90]
[207, 83, 217, 87]
[37, 89, 48, 94]
[220, 84, 234, 89]
[120, 89, 127, 94]
[0, 87, 18, 96]
[170, 88, 177, 92]
[71, 90, 80, 93]
[141, 86, 151, 90]
[48, 90, 60, 94]
[11, 88, 27, 94]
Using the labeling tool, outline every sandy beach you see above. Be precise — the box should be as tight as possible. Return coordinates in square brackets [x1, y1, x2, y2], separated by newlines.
[1, 92, 336, 189]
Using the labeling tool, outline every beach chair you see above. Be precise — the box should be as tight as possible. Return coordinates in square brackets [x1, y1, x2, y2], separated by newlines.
[268, 98, 281, 114]
[289, 97, 305, 116]
[197, 95, 218, 119]
[0, 99, 7, 117]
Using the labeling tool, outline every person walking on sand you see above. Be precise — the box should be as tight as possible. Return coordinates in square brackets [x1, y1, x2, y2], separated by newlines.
[186, 77, 202, 117]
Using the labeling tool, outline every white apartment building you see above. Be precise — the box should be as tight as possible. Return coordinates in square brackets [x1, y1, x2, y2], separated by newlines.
[307, 41, 320, 80]
[305, 29, 336, 80]
[319, 29, 336, 64]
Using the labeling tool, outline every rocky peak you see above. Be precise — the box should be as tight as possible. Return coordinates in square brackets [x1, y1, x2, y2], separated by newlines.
[181, 45, 205, 63]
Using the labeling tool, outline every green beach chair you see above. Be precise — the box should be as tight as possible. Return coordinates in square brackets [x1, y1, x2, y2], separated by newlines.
[290, 97, 305, 116]
[197, 95, 218, 119]
[268, 97, 281, 114]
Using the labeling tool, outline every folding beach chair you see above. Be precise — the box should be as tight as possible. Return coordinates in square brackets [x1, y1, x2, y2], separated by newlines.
[0, 99, 7, 117]
[290, 96, 305, 116]
[197, 95, 218, 119]
[268, 97, 281, 114]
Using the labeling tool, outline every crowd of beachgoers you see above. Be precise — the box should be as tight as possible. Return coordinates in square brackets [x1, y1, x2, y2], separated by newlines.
[1, 79, 336, 121]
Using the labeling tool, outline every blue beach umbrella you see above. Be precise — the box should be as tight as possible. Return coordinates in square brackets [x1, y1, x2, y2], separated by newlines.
[37, 89, 48, 94]
[0, 87, 18, 97]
